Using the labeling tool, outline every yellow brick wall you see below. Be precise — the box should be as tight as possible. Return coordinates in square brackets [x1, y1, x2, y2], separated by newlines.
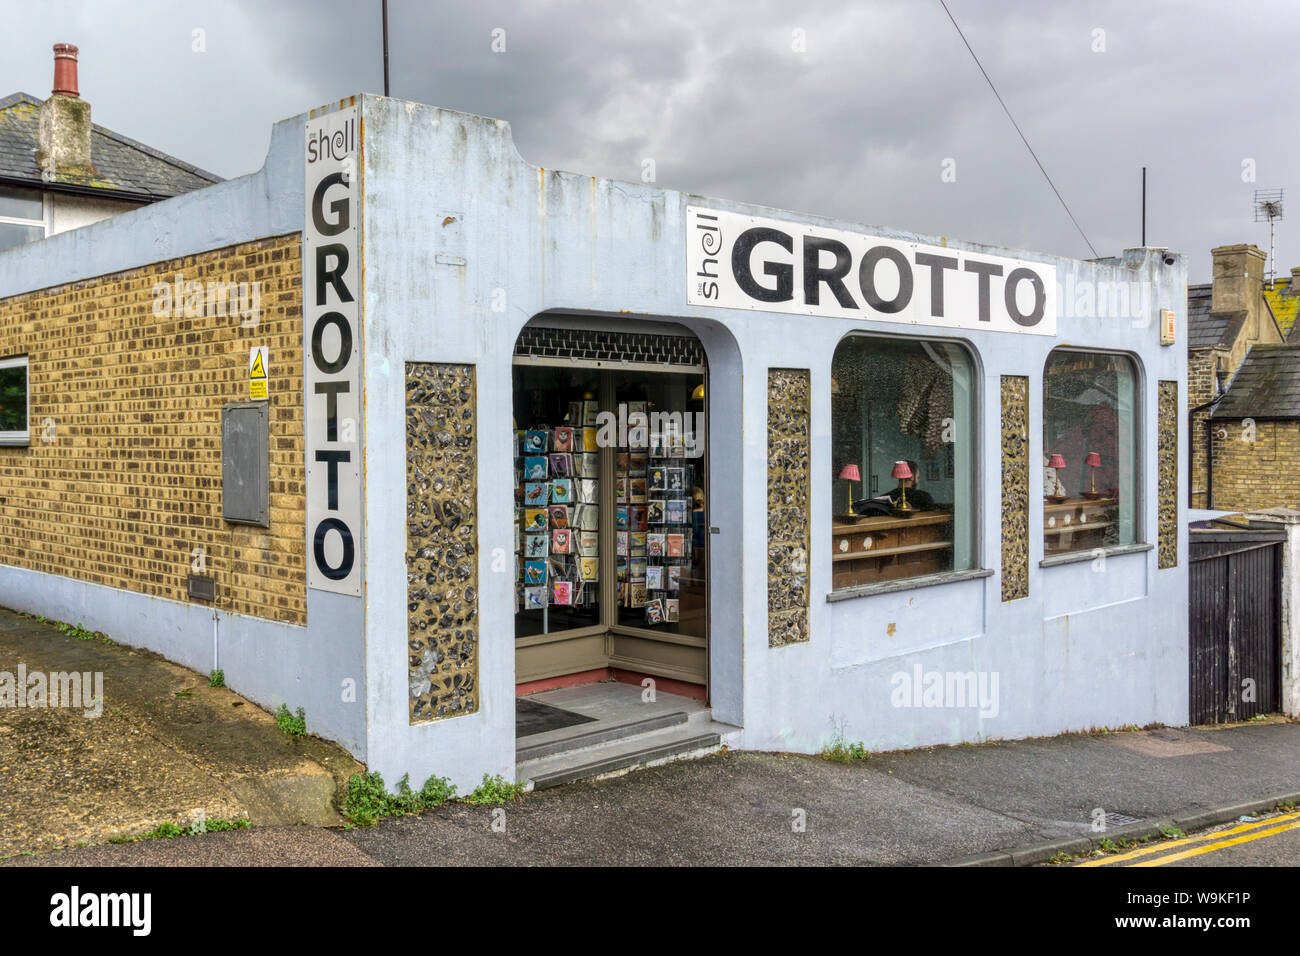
[1209, 418, 1300, 512]
[1187, 348, 1223, 509]
[0, 235, 307, 625]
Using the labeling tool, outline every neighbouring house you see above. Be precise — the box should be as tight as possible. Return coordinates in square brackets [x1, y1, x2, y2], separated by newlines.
[0, 43, 220, 252]
[1188, 243, 1300, 510]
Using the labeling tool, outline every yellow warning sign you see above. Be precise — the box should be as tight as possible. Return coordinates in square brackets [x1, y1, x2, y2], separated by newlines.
[249, 346, 268, 400]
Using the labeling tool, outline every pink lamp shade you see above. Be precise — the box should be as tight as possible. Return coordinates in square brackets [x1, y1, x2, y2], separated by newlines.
[1084, 452, 1102, 468]
[838, 464, 861, 482]
[1047, 454, 1066, 469]
[890, 460, 913, 480]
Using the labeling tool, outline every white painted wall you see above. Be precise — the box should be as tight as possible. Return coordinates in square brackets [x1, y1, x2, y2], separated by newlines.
[355, 94, 1189, 789]
[49, 192, 144, 235]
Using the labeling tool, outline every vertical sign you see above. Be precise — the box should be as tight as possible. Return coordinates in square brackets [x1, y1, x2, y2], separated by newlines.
[304, 105, 363, 595]
[249, 346, 268, 400]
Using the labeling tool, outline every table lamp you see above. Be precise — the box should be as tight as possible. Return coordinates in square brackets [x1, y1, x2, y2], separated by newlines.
[891, 460, 913, 512]
[1083, 451, 1102, 498]
[839, 464, 861, 516]
[1046, 453, 1066, 503]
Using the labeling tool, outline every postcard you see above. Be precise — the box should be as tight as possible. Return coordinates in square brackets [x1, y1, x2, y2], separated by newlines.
[616, 477, 628, 503]
[616, 452, 629, 472]
[630, 453, 648, 473]
[548, 505, 571, 529]
[664, 499, 688, 524]
[552, 528, 572, 555]
[552, 427, 574, 453]
[666, 467, 685, 492]
[582, 401, 600, 428]
[630, 532, 647, 555]
[579, 556, 599, 582]
[617, 531, 629, 555]
[647, 533, 665, 558]
[576, 478, 598, 504]
[524, 560, 548, 585]
[629, 477, 647, 502]
[524, 508, 549, 532]
[616, 507, 629, 531]
[524, 534, 548, 558]
[616, 557, 628, 581]
[647, 500, 665, 524]
[575, 453, 599, 479]
[631, 557, 647, 579]
[549, 453, 573, 478]
[575, 504, 599, 531]
[668, 566, 681, 590]
[630, 581, 647, 607]
[523, 430, 548, 455]
[645, 599, 665, 626]
[581, 427, 600, 452]
[524, 457, 548, 480]
[665, 598, 679, 622]
[646, 566, 664, 590]
[666, 533, 684, 557]
[552, 581, 572, 605]
[550, 478, 573, 504]
[524, 481, 548, 506]
[576, 530, 599, 556]
[524, 586, 547, 610]
[649, 466, 667, 492]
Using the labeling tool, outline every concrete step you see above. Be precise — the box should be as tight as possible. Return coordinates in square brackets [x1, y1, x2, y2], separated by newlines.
[518, 723, 727, 790]
[516, 710, 689, 763]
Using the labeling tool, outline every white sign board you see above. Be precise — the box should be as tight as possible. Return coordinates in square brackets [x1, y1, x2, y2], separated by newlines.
[686, 206, 1056, 336]
[304, 105, 363, 595]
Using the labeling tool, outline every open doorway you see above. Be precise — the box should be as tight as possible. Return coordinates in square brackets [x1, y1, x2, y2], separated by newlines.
[512, 326, 709, 697]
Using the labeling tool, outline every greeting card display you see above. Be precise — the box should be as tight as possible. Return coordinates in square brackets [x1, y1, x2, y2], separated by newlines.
[523, 430, 548, 454]
[524, 457, 548, 480]
[549, 453, 573, 478]
[550, 478, 573, 504]
[524, 482, 548, 506]
[666, 534, 684, 557]
[552, 581, 573, 605]
[548, 505, 571, 529]
[552, 528, 572, 554]
[576, 530, 600, 556]
[524, 587, 547, 610]
[524, 509, 548, 532]
[524, 534, 548, 558]
[575, 453, 599, 479]
[552, 427, 574, 452]
[577, 479, 599, 504]
[647, 534, 665, 558]
[523, 560, 548, 585]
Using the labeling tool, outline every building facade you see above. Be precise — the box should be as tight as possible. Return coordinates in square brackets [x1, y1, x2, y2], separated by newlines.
[0, 95, 1189, 789]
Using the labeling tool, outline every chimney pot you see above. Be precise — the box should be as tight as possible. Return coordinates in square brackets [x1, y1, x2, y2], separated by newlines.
[52, 43, 79, 98]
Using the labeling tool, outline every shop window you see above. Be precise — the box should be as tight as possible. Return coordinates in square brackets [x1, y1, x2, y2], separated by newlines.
[0, 355, 29, 446]
[0, 186, 45, 253]
[1042, 349, 1139, 555]
[830, 334, 977, 589]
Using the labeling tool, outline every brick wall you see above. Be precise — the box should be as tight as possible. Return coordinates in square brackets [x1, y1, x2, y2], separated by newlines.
[1188, 348, 1223, 508]
[0, 235, 307, 624]
[1209, 418, 1300, 512]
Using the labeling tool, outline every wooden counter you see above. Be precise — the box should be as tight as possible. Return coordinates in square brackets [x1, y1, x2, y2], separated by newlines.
[832, 511, 953, 588]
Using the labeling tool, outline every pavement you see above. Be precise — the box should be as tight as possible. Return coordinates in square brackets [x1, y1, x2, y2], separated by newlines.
[4, 687, 1298, 864]
[0, 607, 363, 858]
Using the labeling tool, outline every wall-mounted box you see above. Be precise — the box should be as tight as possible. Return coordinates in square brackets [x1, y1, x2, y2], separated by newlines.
[222, 402, 269, 527]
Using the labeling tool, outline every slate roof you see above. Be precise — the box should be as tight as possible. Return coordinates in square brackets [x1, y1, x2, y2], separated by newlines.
[1267, 278, 1300, 340]
[1211, 345, 1300, 419]
[1187, 283, 1236, 349]
[0, 92, 221, 201]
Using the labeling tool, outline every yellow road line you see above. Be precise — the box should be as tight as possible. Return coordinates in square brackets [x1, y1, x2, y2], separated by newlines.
[1132, 817, 1300, 866]
[1073, 809, 1300, 867]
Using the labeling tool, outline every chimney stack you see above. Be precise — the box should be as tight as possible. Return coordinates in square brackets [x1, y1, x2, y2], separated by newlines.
[36, 43, 95, 178]
[1291, 266, 1300, 296]
[1210, 244, 1267, 338]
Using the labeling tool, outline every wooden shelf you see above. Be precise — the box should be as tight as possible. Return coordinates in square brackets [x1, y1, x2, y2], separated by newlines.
[833, 540, 953, 562]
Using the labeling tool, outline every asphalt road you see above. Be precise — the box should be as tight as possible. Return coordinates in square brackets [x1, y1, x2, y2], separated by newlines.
[1069, 809, 1300, 867]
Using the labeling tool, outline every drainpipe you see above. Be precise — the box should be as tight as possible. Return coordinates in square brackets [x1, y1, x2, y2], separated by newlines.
[1189, 388, 1224, 508]
[212, 609, 220, 674]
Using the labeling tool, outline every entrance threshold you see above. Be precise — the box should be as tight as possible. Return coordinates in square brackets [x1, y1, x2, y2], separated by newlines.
[515, 681, 740, 789]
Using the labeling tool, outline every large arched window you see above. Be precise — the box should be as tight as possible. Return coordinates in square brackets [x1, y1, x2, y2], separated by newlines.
[830, 334, 977, 589]
[1042, 349, 1139, 556]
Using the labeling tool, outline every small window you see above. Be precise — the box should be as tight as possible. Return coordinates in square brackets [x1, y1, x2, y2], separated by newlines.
[1043, 349, 1139, 555]
[831, 334, 978, 590]
[0, 355, 29, 446]
[0, 186, 45, 253]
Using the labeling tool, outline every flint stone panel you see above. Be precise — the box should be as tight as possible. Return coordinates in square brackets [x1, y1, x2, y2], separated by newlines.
[769, 368, 811, 647]
[407, 362, 480, 723]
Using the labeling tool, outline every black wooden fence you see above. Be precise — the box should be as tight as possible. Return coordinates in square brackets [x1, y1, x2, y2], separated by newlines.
[1189, 530, 1283, 724]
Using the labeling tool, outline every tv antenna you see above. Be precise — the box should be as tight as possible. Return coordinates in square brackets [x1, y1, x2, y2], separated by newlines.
[1254, 188, 1285, 285]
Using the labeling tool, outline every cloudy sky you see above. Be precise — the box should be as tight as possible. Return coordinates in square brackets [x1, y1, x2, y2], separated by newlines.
[5, 0, 1296, 280]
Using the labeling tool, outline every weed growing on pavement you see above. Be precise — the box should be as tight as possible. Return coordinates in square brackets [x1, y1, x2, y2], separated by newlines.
[1160, 824, 1185, 839]
[209, 669, 225, 688]
[109, 818, 250, 844]
[819, 735, 869, 763]
[464, 773, 527, 805]
[343, 771, 458, 826]
[174, 689, 193, 698]
[276, 703, 307, 736]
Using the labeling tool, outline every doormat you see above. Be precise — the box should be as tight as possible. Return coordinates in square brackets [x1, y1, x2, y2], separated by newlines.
[516, 698, 598, 738]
